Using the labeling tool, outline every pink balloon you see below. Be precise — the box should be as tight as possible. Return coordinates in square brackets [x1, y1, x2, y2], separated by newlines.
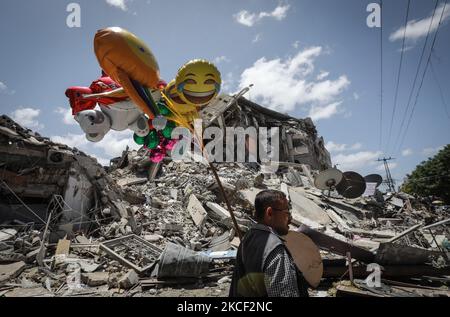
[164, 139, 178, 151]
[149, 146, 166, 163]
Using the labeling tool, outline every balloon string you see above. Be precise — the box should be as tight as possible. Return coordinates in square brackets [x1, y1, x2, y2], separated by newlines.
[192, 125, 243, 241]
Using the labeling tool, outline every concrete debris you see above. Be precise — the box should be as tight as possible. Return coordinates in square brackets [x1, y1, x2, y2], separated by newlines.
[81, 272, 109, 287]
[187, 194, 208, 229]
[1, 103, 449, 297]
[0, 229, 17, 242]
[118, 269, 139, 289]
[0, 261, 26, 283]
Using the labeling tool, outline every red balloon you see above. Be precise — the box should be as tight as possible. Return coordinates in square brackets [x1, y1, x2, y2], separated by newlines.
[65, 86, 96, 115]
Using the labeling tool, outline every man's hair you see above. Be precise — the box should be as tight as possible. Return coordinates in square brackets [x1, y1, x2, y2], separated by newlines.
[254, 190, 286, 221]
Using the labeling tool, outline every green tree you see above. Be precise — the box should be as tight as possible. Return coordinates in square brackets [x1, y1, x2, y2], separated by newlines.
[402, 145, 450, 204]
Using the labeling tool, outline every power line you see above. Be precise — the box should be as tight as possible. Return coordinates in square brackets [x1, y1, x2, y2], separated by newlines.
[430, 58, 450, 120]
[392, 0, 440, 153]
[397, 0, 448, 153]
[386, 0, 411, 154]
[379, 0, 384, 150]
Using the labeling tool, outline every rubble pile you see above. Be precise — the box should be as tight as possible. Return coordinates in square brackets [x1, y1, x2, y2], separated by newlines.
[1, 100, 449, 297]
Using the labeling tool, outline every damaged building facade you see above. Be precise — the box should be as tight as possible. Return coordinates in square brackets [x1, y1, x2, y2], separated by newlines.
[199, 95, 332, 170]
[0, 115, 139, 242]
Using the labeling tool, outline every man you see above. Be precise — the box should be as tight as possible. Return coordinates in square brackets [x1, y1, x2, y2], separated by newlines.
[229, 190, 309, 297]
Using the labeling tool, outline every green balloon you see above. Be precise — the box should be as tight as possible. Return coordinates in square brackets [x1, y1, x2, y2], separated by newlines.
[162, 121, 176, 139]
[133, 133, 146, 145]
[157, 102, 171, 116]
[145, 130, 159, 149]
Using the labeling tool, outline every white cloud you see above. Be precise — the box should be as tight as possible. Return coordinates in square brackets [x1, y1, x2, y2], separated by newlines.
[309, 102, 341, 121]
[55, 107, 76, 125]
[234, 4, 290, 27]
[10, 108, 43, 130]
[238, 46, 350, 113]
[50, 133, 113, 166]
[326, 141, 362, 153]
[213, 56, 230, 64]
[51, 130, 141, 165]
[95, 157, 112, 166]
[377, 162, 397, 172]
[221, 72, 235, 94]
[397, 45, 414, 53]
[401, 148, 413, 156]
[106, 0, 128, 11]
[252, 33, 262, 43]
[292, 41, 300, 49]
[422, 146, 444, 157]
[92, 130, 140, 157]
[351, 143, 363, 150]
[353, 92, 360, 100]
[0, 81, 15, 95]
[389, 3, 450, 43]
[51, 133, 89, 149]
[316, 71, 329, 81]
[270, 4, 290, 20]
[326, 141, 347, 152]
[333, 151, 382, 171]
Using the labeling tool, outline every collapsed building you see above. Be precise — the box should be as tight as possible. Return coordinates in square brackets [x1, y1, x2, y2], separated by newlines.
[0, 95, 449, 298]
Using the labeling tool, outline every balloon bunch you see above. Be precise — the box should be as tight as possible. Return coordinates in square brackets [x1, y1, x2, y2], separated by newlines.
[65, 27, 221, 162]
[131, 99, 180, 163]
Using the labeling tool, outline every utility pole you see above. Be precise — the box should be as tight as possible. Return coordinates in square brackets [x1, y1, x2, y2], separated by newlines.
[376, 157, 396, 192]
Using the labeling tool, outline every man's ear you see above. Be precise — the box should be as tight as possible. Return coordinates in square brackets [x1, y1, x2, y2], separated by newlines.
[266, 206, 273, 219]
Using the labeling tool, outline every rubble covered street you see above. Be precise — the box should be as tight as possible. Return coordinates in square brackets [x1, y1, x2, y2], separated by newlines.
[0, 96, 449, 298]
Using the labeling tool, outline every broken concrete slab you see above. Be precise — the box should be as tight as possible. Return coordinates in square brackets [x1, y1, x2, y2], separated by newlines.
[0, 261, 26, 283]
[3, 286, 53, 297]
[25, 249, 40, 264]
[117, 176, 147, 187]
[388, 196, 404, 208]
[118, 269, 139, 289]
[423, 233, 446, 249]
[143, 234, 163, 243]
[325, 208, 352, 232]
[289, 187, 331, 226]
[75, 235, 91, 244]
[81, 272, 109, 287]
[0, 229, 17, 242]
[325, 198, 367, 220]
[187, 194, 208, 229]
[230, 237, 240, 248]
[205, 202, 230, 221]
[205, 202, 251, 232]
[55, 238, 71, 256]
[208, 231, 231, 252]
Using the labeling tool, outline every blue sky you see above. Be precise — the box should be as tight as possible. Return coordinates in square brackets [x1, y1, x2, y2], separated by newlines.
[1, 0, 449, 187]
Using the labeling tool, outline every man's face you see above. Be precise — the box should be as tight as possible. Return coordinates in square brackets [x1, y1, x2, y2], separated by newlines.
[265, 197, 292, 236]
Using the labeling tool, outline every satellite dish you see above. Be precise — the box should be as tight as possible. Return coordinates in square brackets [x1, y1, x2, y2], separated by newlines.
[336, 171, 366, 199]
[314, 168, 343, 190]
[364, 174, 383, 188]
[283, 231, 323, 288]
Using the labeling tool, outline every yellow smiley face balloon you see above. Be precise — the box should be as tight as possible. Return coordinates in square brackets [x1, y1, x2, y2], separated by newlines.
[164, 80, 197, 114]
[175, 59, 221, 107]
